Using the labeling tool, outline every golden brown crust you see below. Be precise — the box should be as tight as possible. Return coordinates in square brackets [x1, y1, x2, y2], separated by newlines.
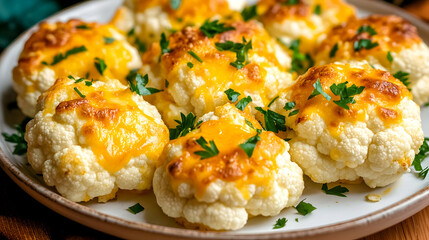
[262, 0, 310, 23]
[175, 217, 216, 231]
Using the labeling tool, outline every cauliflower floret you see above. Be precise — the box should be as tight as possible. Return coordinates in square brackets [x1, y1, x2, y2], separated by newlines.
[111, 0, 246, 45]
[153, 104, 304, 230]
[142, 20, 292, 127]
[259, 0, 355, 51]
[12, 19, 142, 117]
[25, 78, 169, 202]
[270, 63, 423, 188]
[315, 15, 429, 105]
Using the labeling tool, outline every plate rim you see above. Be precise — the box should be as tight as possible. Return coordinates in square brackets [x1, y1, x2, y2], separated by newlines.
[0, 0, 428, 239]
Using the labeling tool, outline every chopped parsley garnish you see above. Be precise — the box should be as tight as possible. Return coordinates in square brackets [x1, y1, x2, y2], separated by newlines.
[73, 87, 86, 98]
[41, 61, 48, 65]
[126, 70, 162, 96]
[357, 25, 377, 36]
[127, 28, 135, 37]
[68, 75, 84, 83]
[273, 218, 287, 229]
[2, 118, 31, 155]
[412, 137, 429, 179]
[200, 20, 235, 38]
[94, 57, 107, 75]
[85, 79, 94, 86]
[127, 203, 144, 214]
[241, 5, 258, 21]
[135, 38, 146, 53]
[283, 0, 299, 5]
[239, 134, 261, 157]
[245, 119, 256, 129]
[387, 51, 393, 63]
[188, 51, 203, 63]
[215, 37, 252, 69]
[76, 24, 91, 30]
[330, 81, 365, 110]
[268, 96, 279, 108]
[103, 36, 115, 44]
[369, 63, 376, 69]
[393, 71, 411, 90]
[169, 112, 200, 140]
[165, 80, 169, 88]
[255, 107, 286, 133]
[295, 199, 316, 216]
[425, 102, 429, 107]
[313, 4, 321, 15]
[194, 136, 219, 160]
[224, 88, 240, 103]
[308, 78, 331, 101]
[187, 62, 194, 68]
[321, 183, 349, 197]
[235, 96, 253, 111]
[159, 33, 171, 60]
[329, 43, 338, 58]
[49, 45, 87, 65]
[353, 39, 379, 52]
[295, 218, 299, 222]
[85, 72, 90, 79]
[170, 0, 181, 10]
[288, 39, 314, 74]
[283, 101, 299, 116]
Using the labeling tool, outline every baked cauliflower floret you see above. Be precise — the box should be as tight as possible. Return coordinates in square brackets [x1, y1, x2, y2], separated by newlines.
[112, 0, 245, 45]
[143, 20, 292, 127]
[13, 19, 142, 117]
[270, 63, 423, 188]
[153, 104, 304, 230]
[315, 15, 429, 105]
[259, 0, 355, 51]
[25, 78, 169, 202]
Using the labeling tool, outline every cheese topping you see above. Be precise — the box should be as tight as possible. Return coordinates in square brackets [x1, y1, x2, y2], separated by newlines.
[165, 105, 286, 200]
[48, 79, 169, 173]
[16, 20, 136, 92]
[289, 64, 411, 135]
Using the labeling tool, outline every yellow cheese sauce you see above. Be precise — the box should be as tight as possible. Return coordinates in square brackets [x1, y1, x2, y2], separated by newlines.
[165, 110, 286, 200]
[51, 80, 168, 173]
[288, 64, 411, 136]
[16, 20, 134, 93]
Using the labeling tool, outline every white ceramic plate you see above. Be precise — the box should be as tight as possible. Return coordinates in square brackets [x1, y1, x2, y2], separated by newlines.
[0, 0, 428, 239]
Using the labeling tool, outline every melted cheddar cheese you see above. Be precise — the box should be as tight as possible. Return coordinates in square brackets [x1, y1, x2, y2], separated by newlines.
[14, 19, 138, 93]
[164, 104, 286, 200]
[44, 78, 169, 173]
[288, 64, 411, 136]
[316, 15, 422, 63]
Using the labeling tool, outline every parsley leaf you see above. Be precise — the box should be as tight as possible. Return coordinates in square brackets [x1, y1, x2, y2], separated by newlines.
[126, 70, 162, 96]
[127, 203, 144, 214]
[393, 71, 411, 90]
[425, 102, 429, 107]
[284, 101, 299, 116]
[169, 112, 200, 140]
[288, 39, 314, 74]
[170, 0, 181, 10]
[135, 38, 146, 53]
[94, 57, 107, 75]
[330, 81, 365, 110]
[224, 88, 241, 103]
[268, 96, 279, 108]
[357, 25, 377, 36]
[241, 5, 258, 21]
[200, 20, 235, 38]
[73, 87, 86, 98]
[239, 134, 261, 157]
[215, 37, 252, 69]
[255, 107, 286, 133]
[283, 0, 299, 5]
[194, 136, 219, 160]
[295, 199, 316, 216]
[127, 28, 135, 37]
[412, 137, 429, 179]
[329, 43, 338, 58]
[49, 45, 87, 65]
[235, 96, 253, 110]
[187, 62, 194, 68]
[321, 183, 349, 197]
[103, 36, 115, 44]
[273, 218, 287, 229]
[159, 33, 171, 60]
[76, 24, 91, 30]
[188, 51, 203, 63]
[2, 118, 31, 155]
[353, 39, 379, 51]
[85, 79, 94, 86]
[245, 119, 256, 129]
[314, 4, 321, 15]
[387, 51, 393, 63]
[308, 78, 331, 101]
